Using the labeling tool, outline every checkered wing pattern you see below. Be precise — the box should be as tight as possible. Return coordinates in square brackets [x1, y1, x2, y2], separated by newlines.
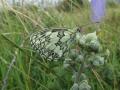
[30, 29, 75, 61]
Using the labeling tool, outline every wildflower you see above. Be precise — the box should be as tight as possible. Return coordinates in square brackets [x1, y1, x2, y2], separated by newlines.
[91, 0, 106, 22]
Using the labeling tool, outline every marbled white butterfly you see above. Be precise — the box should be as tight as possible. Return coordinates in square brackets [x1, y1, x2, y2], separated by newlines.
[30, 28, 82, 61]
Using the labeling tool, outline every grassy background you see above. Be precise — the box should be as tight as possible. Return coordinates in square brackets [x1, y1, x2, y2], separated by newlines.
[0, 1, 120, 90]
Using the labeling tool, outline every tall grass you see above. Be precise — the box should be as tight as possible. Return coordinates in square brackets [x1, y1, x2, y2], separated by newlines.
[0, 2, 120, 90]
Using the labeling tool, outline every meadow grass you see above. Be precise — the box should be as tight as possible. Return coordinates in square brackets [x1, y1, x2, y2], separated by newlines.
[0, 3, 120, 90]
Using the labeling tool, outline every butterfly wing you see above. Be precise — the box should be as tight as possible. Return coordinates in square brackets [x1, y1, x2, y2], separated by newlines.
[30, 29, 75, 61]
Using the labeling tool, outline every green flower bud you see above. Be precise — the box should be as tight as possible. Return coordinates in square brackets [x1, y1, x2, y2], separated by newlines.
[79, 73, 87, 81]
[93, 60, 100, 66]
[70, 83, 79, 90]
[88, 40, 100, 52]
[75, 55, 84, 62]
[79, 80, 91, 90]
[93, 56, 104, 66]
[85, 32, 97, 42]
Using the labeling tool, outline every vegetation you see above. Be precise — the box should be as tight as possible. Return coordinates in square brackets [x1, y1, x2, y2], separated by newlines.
[0, 1, 120, 90]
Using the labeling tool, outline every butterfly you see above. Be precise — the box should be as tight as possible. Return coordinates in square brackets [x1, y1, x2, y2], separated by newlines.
[30, 28, 82, 61]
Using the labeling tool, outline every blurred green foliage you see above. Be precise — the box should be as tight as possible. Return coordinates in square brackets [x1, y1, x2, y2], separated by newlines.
[57, 0, 84, 11]
[0, 2, 120, 90]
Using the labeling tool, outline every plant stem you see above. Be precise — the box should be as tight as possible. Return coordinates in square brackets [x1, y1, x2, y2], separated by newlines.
[75, 61, 85, 83]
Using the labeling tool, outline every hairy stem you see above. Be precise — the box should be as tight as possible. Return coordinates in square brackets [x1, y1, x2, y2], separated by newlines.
[75, 61, 85, 83]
